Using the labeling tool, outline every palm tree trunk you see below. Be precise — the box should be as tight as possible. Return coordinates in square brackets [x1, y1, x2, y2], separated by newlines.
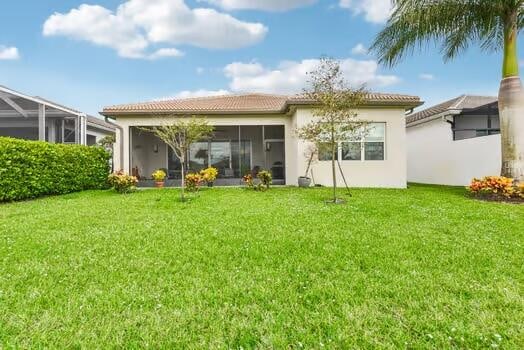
[499, 16, 524, 183]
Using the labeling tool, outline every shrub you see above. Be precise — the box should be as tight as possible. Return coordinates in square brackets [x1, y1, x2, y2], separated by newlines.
[200, 167, 218, 183]
[468, 176, 522, 201]
[152, 169, 167, 182]
[242, 174, 254, 188]
[242, 170, 273, 192]
[0, 137, 110, 202]
[185, 173, 203, 192]
[257, 170, 273, 189]
[108, 171, 138, 194]
[518, 183, 524, 199]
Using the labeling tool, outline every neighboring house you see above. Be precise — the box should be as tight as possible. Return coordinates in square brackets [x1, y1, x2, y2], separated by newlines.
[101, 93, 422, 187]
[0, 85, 115, 145]
[406, 95, 501, 186]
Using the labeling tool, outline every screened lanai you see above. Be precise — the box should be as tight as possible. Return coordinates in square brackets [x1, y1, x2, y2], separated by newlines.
[0, 85, 114, 145]
[130, 125, 286, 186]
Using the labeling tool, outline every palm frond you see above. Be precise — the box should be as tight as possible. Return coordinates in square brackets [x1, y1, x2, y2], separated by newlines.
[371, 0, 520, 66]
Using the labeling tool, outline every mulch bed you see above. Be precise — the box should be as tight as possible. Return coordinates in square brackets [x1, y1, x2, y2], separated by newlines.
[469, 194, 524, 204]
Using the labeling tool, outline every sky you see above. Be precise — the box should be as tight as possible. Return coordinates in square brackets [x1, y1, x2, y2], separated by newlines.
[0, 0, 522, 116]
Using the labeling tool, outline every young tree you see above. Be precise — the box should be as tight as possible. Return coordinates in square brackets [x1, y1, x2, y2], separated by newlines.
[371, 0, 524, 183]
[297, 58, 367, 203]
[98, 134, 116, 171]
[98, 135, 116, 152]
[143, 117, 214, 201]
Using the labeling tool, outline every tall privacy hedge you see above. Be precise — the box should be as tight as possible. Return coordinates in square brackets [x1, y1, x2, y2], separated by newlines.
[0, 137, 110, 202]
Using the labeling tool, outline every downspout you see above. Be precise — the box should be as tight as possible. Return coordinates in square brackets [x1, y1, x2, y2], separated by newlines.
[443, 115, 455, 140]
[104, 116, 124, 171]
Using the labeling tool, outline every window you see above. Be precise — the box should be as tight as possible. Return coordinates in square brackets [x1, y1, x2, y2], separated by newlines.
[318, 143, 338, 161]
[340, 122, 386, 161]
[365, 142, 385, 160]
[364, 123, 385, 160]
[341, 142, 361, 161]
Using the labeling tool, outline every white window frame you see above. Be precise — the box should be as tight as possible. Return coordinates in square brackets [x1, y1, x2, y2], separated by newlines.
[319, 122, 387, 162]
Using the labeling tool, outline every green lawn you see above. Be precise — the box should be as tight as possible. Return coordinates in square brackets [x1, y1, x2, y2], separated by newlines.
[0, 185, 523, 348]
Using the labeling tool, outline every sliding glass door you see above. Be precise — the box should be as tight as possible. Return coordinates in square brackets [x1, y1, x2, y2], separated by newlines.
[232, 140, 252, 178]
[167, 137, 251, 179]
[210, 141, 232, 177]
[188, 142, 209, 172]
[166, 125, 284, 181]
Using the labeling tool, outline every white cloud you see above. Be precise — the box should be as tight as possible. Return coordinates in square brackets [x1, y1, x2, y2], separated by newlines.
[351, 43, 368, 56]
[223, 58, 400, 93]
[199, 0, 316, 11]
[0, 46, 20, 60]
[224, 61, 266, 77]
[339, 0, 392, 23]
[419, 73, 435, 81]
[147, 48, 185, 60]
[43, 0, 267, 59]
[196, 67, 205, 74]
[169, 89, 231, 99]
[165, 57, 399, 99]
[43, 4, 148, 58]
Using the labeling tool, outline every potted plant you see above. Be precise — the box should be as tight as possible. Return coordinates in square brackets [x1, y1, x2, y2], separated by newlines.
[298, 146, 317, 188]
[200, 167, 218, 187]
[152, 169, 167, 188]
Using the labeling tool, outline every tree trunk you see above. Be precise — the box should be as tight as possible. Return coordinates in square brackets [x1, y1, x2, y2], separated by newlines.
[331, 143, 337, 201]
[180, 158, 186, 201]
[499, 77, 524, 182]
[499, 18, 524, 183]
[305, 151, 314, 178]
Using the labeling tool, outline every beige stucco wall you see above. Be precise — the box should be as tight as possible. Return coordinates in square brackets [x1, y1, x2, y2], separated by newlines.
[291, 107, 408, 188]
[112, 106, 408, 188]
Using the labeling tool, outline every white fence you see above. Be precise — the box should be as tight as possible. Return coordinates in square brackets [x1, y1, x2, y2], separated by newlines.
[407, 120, 501, 186]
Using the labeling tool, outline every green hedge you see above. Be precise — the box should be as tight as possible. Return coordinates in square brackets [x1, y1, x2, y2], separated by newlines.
[0, 137, 111, 202]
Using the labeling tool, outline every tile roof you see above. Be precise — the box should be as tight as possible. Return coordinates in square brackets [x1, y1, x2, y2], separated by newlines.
[102, 92, 422, 116]
[406, 95, 497, 125]
[87, 116, 117, 130]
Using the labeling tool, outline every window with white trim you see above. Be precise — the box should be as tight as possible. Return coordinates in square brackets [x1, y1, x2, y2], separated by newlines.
[318, 123, 386, 161]
[319, 123, 386, 162]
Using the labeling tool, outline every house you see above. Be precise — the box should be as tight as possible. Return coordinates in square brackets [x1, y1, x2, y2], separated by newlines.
[0, 85, 115, 145]
[101, 93, 422, 187]
[406, 95, 501, 186]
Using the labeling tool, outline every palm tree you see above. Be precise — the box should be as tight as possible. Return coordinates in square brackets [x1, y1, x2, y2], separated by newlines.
[371, 0, 524, 183]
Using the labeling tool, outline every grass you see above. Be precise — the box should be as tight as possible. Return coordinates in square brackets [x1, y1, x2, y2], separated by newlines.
[0, 184, 523, 348]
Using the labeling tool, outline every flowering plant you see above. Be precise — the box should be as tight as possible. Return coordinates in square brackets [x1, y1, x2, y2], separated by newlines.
[518, 183, 524, 199]
[243, 170, 273, 191]
[200, 167, 218, 183]
[108, 170, 138, 194]
[468, 176, 522, 200]
[257, 170, 272, 189]
[185, 173, 203, 192]
[242, 174, 254, 188]
[152, 169, 167, 182]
